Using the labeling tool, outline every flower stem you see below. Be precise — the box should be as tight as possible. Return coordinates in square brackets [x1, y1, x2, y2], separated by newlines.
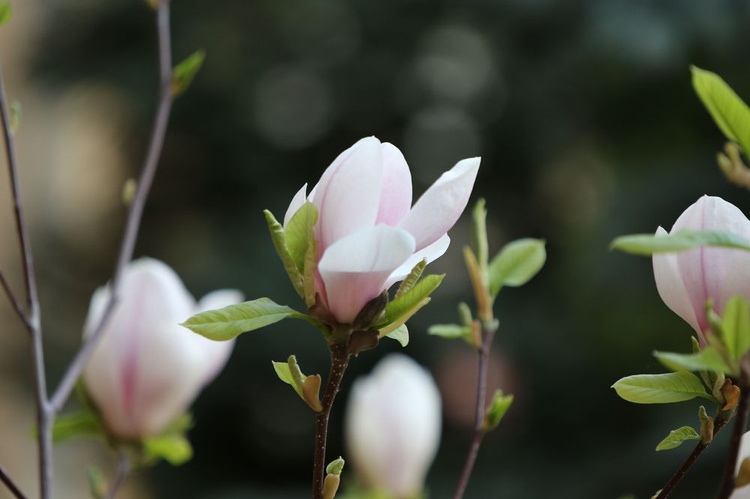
[453, 321, 498, 499]
[716, 387, 750, 499]
[104, 453, 131, 499]
[655, 411, 731, 498]
[313, 341, 350, 499]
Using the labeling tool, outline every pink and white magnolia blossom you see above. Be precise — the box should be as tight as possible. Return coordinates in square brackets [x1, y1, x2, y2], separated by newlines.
[653, 195, 750, 346]
[345, 354, 441, 498]
[283, 136, 479, 324]
[83, 258, 243, 440]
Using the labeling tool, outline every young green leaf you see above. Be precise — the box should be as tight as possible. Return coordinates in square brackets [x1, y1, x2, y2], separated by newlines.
[272, 360, 302, 397]
[171, 49, 206, 96]
[395, 259, 426, 299]
[0, 3, 11, 27]
[285, 201, 318, 272]
[428, 323, 471, 339]
[654, 347, 733, 376]
[483, 390, 513, 431]
[51, 411, 103, 443]
[264, 210, 304, 297]
[655, 426, 700, 451]
[471, 199, 489, 271]
[9, 100, 20, 133]
[720, 295, 750, 362]
[143, 433, 193, 466]
[612, 230, 750, 256]
[612, 372, 712, 404]
[384, 324, 409, 347]
[376, 274, 444, 333]
[692, 66, 750, 154]
[182, 297, 316, 341]
[488, 238, 546, 298]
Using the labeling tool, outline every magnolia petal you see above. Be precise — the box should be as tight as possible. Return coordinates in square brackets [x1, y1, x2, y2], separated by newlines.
[653, 227, 703, 342]
[345, 354, 441, 498]
[319, 225, 415, 323]
[376, 143, 413, 226]
[283, 183, 308, 227]
[399, 157, 479, 251]
[313, 137, 384, 252]
[386, 234, 451, 289]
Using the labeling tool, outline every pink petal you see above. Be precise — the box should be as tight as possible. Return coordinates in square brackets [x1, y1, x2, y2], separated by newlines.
[318, 225, 416, 323]
[312, 137, 384, 252]
[283, 183, 308, 227]
[376, 143, 413, 226]
[386, 234, 451, 288]
[653, 227, 703, 343]
[399, 157, 479, 251]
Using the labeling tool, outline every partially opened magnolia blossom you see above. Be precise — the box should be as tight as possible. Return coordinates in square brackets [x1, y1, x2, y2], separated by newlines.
[345, 354, 441, 498]
[283, 136, 479, 324]
[653, 195, 750, 346]
[83, 258, 243, 440]
[732, 431, 750, 498]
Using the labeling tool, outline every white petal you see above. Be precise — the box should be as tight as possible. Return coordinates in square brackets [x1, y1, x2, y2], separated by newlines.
[345, 354, 441, 497]
[312, 137, 384, 252]
[386, 234, 451, 289]
[399, 157, 479, 251]
[318, 225, 415, 323]
[283, 183, 308, 227]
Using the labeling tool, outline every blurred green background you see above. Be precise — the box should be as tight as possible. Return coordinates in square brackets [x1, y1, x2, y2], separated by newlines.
[2, 0, 750, 497]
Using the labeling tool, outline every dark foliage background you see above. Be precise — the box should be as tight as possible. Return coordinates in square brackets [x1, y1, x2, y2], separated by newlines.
[3, 0, 750, 497]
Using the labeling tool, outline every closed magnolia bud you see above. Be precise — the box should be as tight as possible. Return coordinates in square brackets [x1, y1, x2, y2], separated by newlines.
[732, 432, 750, 497]
[653, 196, 750, 346]
[345, 354, 441, 498]
[83, 258, 243, 440]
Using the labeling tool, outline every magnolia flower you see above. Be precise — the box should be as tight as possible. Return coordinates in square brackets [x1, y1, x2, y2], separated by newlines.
[653, 195, 750, 346]
[83, 258, 243, 440]
[345, 354, 441, 498]
[283, 136, 479, 324]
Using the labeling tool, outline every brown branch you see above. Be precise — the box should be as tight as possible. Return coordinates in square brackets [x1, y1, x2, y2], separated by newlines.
[0, 462, 28, 499]
[0, 266, 27, 326]
[717, 387, 750, 498]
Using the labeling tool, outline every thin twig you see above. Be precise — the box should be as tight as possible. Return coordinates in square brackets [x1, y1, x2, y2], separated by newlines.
[0, 266, 27, 325]
[655, 411, 731, 498]
[50, 0, 174, 414]
[0, 462, 28, 499]
[717, 387, 750, 498]
[313, 341, 350, 499]
[0, 62, 51, 499]
[453, 322, 498, 499]
[104, 453, 131, 499]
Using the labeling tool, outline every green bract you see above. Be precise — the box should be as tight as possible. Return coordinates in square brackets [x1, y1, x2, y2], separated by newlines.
[171, 49, 205, 96]
[655, 426, 700, 451]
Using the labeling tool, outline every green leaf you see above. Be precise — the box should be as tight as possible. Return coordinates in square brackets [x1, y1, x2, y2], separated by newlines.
[264, 210, 304, 297]
[692, 66, 750, 154]
[326, 457, 345, 476]
[612, 372, 712, 404]
[488, 238, 546, 298]
[611, 229, 750, 256]
[471, 199, 489, 271]
[52, 411, 103, 443]
[87, 467, 106, 499]
[285, 202, 318, 273]
[654, 347, 733, 376]
[171, 49, 205, 96]
[483, 390, 513, 431]
[182, 297, 316, 341]
[272, 361, 302, 397]
[395, 260, 426, 299]
[143, 433, 193, 466]
[384, 324, 409, 347]
[377, 274, 444, 333]
[0, 3, 11, 27]
[428, 323, 470, 339]
[721, 295, 750, 362]
[655, 426, 700, 451]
